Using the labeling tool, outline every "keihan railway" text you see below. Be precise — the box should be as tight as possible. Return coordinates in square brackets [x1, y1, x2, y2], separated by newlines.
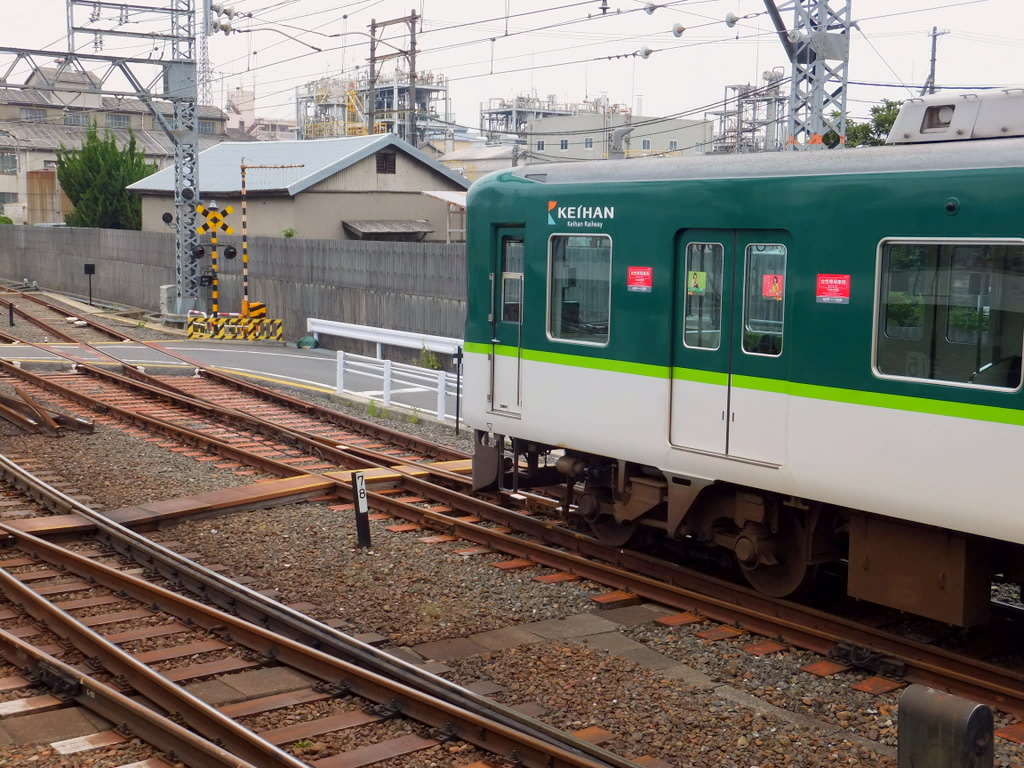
[555, 206, 615, 220]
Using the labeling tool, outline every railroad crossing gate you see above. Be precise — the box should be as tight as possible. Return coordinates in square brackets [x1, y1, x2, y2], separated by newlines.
[190, 205, 282, 340]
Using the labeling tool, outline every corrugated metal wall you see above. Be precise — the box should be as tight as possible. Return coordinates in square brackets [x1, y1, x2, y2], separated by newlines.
[0, 226, 467, 341]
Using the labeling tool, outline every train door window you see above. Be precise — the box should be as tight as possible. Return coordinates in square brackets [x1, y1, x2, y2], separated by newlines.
[547, 234, 611, 345]
[683, 242, 724, 350]
[876, 240, 1024, 388]
[742, 244, 787, 356]
[501, 238, 524, 323]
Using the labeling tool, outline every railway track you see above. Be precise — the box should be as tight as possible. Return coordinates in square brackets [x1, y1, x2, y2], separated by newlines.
[320, 471, 1024, 717]
[0, 454, 644, 768]
[0, 286, 138, 344]
[1, 288, 1022, 761]
[0, 352, 466, 482]
[6, 345, 1024, 723]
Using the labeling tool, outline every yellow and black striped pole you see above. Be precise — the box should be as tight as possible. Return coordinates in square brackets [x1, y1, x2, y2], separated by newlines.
[241, 162, 250, 317]
[210, 207, 219, 315]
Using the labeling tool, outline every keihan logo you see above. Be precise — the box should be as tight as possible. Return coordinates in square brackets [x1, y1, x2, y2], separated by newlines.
[547, 200, 614, 227]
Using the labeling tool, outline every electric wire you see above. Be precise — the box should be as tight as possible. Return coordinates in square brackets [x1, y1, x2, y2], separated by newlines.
[8, 0, 1018, 154]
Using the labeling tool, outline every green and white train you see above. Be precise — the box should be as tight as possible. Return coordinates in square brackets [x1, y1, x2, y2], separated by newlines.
[464, 91, 1024, 626]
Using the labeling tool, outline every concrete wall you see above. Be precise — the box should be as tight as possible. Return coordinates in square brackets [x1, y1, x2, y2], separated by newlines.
[0, 225, 467, 342]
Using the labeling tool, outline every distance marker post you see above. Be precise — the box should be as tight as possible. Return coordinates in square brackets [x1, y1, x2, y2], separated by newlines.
[351, 471, 371, 548]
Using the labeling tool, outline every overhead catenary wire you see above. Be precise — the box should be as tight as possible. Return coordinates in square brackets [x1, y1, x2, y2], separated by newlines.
[40, 0, 1003, 140]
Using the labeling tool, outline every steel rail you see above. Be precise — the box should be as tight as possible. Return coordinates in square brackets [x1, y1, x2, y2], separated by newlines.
[1, 342, 469, 483]
[144, 345, 469, 462]
[0, 358, 316, 478]
[0, 520, 628, 768]
[343, 474, 1024, 717]
[0, 627, 263, 768]
[0, 537, 311, 768]
[1, 305, 467, 473]
[0, 296, 80, 343]
[18, 354, 462, 482]
[0, 454, 641, 768]
[0, 287, 135, 342]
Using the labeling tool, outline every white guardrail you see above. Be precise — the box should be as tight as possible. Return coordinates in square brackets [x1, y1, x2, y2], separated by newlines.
[306, 318, 464, 424]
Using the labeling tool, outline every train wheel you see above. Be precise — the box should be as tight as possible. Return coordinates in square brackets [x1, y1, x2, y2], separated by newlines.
[588, 518, 638, 548]
[736, 513, 815, 598]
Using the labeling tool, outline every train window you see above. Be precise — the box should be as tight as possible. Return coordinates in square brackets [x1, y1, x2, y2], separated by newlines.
[683, 243, 724, 350]
[876, 241, 1024, 389]
[946, 246, 994, 345]
[881, 244, 932, 341]
[742, 244, 787, 356]
[547, 234, 611, 345]
[501, 238, 524, 323]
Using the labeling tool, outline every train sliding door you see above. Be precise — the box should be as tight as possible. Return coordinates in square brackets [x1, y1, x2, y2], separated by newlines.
[670, 232, 731, 453]
[489, 228, 525, 415]
[670, 230, 790, 465]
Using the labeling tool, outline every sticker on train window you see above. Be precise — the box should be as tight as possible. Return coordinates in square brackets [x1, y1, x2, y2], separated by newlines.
[687, 270, 707, 295]
[761, 274, 784, 300]
[816, 274, 851, 304]
[627, 266, 653, 292]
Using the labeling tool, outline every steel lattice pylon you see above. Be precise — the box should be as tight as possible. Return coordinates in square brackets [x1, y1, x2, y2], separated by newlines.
[63, 0, 201, 314]
[765, 0, 851, 149]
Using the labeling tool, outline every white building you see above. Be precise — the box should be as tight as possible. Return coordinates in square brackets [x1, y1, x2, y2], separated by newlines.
[524, 113, 713, 163]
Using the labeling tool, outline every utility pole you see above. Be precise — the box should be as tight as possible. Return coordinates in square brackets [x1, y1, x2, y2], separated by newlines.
[368, 19, 377, 135]
[921, 26, 950, 95]
[408, 10, 417, 147]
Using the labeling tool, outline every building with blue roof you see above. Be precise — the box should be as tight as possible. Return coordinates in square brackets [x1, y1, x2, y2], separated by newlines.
[128, 134, 470, 242]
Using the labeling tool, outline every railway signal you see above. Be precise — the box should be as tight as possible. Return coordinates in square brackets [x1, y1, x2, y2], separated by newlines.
[195, 202, 234, 315]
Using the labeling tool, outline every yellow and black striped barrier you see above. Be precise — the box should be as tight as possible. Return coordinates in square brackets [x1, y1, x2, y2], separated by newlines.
[187, 317, 284, 341]
[246, 301, 267, 318]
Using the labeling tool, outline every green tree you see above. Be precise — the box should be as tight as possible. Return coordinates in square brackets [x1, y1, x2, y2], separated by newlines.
[825, 99, 903, 148]
[55, 124, 156, 229]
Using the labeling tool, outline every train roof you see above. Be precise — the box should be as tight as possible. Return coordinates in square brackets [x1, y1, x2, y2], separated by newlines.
[496, 136, 1024, 187]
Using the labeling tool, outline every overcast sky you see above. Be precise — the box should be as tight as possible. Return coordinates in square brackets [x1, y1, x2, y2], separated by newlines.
[7, 0, 1023, 132]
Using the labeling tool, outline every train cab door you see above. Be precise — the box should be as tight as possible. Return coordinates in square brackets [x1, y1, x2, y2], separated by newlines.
[670, 230, 789, 465]
[489, 228, 525, 415]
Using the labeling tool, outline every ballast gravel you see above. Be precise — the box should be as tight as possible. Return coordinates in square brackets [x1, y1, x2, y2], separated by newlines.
[1, 387, 1023, 767]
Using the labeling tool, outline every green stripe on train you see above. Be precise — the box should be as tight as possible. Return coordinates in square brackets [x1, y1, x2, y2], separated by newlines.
[464, 342, 669, 378]
[464, 343, 1024, 427]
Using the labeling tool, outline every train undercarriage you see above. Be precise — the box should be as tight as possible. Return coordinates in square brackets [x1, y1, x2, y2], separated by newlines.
[473, 431, 1021, 627]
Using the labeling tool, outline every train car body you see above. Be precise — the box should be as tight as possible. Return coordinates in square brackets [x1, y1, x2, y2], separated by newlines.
[464, 93, 1024, 626]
